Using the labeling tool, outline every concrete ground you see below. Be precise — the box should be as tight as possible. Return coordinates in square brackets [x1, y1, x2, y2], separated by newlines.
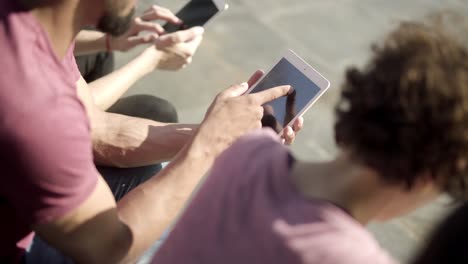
[115, 0, 468, 263]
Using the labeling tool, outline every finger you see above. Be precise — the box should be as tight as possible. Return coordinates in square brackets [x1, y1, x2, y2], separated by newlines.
[282, 126, 295, 145]
[186, 35, 203, 50]
[218, 82, 250, 99]
[263, 104, 274, 115]
[293, 117, 304, 132]
[251, 85, 292, 105]
[134, 19, 165, 35]
[154, 27, 204, 47]
[141, 5, 182, 24]
[247, 70, 264, 87]
[127, 34, 158, 47]
[182, 36, 203, 56]
[163, 36, 203, 59]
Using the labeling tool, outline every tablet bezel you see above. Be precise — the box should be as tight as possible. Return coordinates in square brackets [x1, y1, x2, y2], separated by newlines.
[245, 49, 331, 134]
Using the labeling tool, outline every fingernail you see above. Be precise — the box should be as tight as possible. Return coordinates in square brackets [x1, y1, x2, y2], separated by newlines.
[240, 82, 248, 88]
[287, 128, 294, 136]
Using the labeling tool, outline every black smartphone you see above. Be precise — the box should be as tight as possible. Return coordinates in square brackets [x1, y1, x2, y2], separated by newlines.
[163, 0, 227, 33]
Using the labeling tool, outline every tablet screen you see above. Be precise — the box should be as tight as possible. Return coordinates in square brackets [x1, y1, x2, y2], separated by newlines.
[249, 58, 322, 132]
[163, 0, 219, 33]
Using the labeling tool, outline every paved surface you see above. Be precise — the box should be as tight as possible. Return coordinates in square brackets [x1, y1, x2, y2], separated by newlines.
[115, 0, 468, 263]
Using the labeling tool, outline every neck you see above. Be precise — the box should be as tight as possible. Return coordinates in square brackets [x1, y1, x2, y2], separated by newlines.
[25, 0, 91, 58]
[291, 152, 399, 225]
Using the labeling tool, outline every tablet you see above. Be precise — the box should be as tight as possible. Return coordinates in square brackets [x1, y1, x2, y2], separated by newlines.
[245, 49, 330, 135]
[163, 0, 229, 33]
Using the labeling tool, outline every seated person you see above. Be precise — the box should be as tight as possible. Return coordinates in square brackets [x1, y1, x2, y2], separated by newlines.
[0, 0, 302, 263]
[151, 18, 468, 264]
[73, 5, 196, 200]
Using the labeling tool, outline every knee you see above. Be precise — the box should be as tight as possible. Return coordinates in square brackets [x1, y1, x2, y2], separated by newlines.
[111, 95, 179, 123]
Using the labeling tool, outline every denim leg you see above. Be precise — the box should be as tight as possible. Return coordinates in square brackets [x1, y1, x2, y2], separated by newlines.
[22, 235, 73, 264]
[98, 164, 162, 201]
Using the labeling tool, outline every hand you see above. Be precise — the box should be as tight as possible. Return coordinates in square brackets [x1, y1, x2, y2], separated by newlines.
[281, 116, 303, 145]
[261, 95, 303, 145]
[192, 70, 301, 157]
[109, 5, 182, 52]
[144, 27, 205, 71]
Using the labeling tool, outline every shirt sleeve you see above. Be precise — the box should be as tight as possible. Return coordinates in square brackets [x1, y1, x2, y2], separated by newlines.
[1, 93, 98, 225]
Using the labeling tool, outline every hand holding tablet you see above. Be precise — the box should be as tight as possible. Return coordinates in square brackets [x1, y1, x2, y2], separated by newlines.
[246, 49, 331, 136]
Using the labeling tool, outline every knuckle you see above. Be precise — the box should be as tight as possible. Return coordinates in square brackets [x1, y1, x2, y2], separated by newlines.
[215, 92, 226, 102]
[184, 50, 193, 58]
[171, 34, 182, 43]
[168, 35, 178, 43]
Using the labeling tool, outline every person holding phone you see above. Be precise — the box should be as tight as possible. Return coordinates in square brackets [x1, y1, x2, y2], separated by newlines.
[151, 17, 468, 264]
[73, 5, 208, 201]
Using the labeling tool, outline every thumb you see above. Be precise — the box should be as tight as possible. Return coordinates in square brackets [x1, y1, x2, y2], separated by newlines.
[154, 27, 204, 48]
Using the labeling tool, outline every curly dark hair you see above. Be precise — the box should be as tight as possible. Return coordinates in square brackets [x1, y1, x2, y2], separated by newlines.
[334, 15, 468, 200]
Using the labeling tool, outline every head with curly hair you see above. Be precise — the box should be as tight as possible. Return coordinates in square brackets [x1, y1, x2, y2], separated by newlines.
[335, 15, 468, 210]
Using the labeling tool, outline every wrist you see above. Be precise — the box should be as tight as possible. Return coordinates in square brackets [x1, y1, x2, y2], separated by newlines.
[187, 126, 219, 161]
[187, 125, 226, 162]
[139, 47, 161, 73]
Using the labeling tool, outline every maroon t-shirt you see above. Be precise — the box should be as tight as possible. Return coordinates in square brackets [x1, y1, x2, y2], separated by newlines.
[152, 129, 397, 264]
[0, 1, 98, 262]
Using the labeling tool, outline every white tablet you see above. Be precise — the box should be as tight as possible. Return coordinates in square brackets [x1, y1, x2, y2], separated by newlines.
[245, 49, 331, 135]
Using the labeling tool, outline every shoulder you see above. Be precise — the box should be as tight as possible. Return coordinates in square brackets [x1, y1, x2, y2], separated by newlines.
[227, 128, 283, 154]
[213, 128, 287, 170]
[0, 86, 96, 225]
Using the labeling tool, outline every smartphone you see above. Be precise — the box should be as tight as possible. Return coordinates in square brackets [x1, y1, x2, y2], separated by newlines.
[163, 0, 228, 33]
[245, 50, 331, 135]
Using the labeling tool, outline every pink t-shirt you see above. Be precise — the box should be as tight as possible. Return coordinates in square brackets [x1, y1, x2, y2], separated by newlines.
[152, 129, 397, 264]
[0, 1, 98, 262]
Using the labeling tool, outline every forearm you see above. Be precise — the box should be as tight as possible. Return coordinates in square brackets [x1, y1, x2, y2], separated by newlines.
[115, 136, 214, 263]
[88, 50, 157, 110]
[92, 111, 197, 167]
[74, 30, 107, 56]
